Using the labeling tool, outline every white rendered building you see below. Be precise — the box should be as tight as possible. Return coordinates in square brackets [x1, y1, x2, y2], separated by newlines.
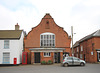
[0, 24, 25, 65]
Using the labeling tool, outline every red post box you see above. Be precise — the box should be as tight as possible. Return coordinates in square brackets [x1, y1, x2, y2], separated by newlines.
[14, 58, 17, 65]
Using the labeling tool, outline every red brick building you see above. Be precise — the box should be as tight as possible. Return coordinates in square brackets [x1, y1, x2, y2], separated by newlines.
[24, 13, 71, 64]
[73, 30, 100, 63]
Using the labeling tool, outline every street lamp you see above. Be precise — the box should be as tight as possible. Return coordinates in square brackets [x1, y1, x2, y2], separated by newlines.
[71, 26, 74, 56]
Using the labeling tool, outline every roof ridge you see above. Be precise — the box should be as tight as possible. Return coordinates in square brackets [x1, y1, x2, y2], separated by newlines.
[93, 29, 100, 36]
[73, 29, 100, 47]
[0, 30, 22, 31]
[79, 29, 100, 42]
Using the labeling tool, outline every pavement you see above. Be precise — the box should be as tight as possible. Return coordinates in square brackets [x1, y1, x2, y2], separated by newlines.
[0, 63, 100, 73]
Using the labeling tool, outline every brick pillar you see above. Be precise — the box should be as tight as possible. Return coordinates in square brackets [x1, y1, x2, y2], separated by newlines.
[51, 52, 54, 63]
[53, 52, 54, 63]
[31, 52, 34, 64]
[60, 52, 63, 62]
[40, 52, 43, 63]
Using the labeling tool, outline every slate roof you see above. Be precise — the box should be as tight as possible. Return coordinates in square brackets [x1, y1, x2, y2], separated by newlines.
[0, 30, 23, 39]
[80, 29, 100, 42]
[73, 41, 79, 48]
[73, 29, 100, 48]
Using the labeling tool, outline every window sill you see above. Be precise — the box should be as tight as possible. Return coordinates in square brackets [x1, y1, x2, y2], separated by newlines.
[44, 56, 51, 57]
[3, 48, 9, 49]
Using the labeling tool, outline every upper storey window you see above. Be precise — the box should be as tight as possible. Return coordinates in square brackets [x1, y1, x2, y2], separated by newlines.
[4, 40, 9, 49]
[40, 32, 55, 48]
[81, 46, 83, 51]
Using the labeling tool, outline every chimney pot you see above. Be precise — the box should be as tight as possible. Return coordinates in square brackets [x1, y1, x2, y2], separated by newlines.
[15, 23, 20, 30]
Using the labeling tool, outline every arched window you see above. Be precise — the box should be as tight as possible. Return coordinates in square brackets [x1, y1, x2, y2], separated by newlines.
[40, 32, 55, 48]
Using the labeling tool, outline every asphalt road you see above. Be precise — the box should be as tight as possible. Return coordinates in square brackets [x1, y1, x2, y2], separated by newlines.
[0, 63, 100, 73]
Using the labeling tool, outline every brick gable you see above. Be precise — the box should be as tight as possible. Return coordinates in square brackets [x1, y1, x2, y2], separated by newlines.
[24, 13, 71, 49]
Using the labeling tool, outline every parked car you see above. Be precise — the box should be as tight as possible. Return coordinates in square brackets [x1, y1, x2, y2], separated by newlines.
[62, 56, 86, 67]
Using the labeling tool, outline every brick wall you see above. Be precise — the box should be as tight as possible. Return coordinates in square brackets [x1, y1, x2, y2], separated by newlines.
[74, 37, 100, 63]
[24, 14, 71, 64]
[24, 14, 71, 52]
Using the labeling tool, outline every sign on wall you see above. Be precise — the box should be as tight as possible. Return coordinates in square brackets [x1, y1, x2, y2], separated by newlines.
[91, 51, 93, 55]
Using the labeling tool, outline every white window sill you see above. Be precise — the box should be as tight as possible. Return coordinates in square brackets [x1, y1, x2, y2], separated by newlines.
[44, 56, 51, 57]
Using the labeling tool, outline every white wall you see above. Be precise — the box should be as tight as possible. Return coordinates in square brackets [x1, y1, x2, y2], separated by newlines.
[0, 31, 24, 64]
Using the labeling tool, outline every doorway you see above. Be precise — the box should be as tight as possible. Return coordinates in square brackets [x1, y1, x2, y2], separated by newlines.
[98, 52, 100, 62]
[54, 52, 60, 63]
[34, 52, 40, 63]
[84, 54, 86, 61]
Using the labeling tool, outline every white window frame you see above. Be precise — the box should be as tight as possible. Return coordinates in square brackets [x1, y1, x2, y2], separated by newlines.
[3, 52, 10, 64]
[80, 54, 82, 59]
[44, 52, 51, 57]
[77, 47, 78, 52]
[4, 40, 9, 49]
[81, 46, 83, 51]
[40, 32, 55, 47]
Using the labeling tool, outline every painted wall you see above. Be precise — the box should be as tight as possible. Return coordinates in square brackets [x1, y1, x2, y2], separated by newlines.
[0, 31, 24, 64]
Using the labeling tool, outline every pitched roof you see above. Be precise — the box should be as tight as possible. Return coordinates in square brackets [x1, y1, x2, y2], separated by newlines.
[93, 29, 100, 36]
[73, 41, 79, 48]
[73, 29, 100, 48]
[0, 30, 23, 39]
[80, 29, 100, 42]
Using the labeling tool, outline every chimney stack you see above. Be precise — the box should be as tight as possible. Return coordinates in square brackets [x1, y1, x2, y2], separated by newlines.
[15, 23, 20, 30]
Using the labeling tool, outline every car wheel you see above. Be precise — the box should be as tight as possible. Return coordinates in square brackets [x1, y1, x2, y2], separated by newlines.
[64, 63, 68, 67]
[80, 62, 85, 66]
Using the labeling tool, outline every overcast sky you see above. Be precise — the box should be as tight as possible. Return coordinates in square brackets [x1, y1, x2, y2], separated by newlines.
[0, 0, 100, 44]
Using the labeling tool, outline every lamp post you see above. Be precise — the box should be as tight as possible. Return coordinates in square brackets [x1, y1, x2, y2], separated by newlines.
[71, 26, 74, 56]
